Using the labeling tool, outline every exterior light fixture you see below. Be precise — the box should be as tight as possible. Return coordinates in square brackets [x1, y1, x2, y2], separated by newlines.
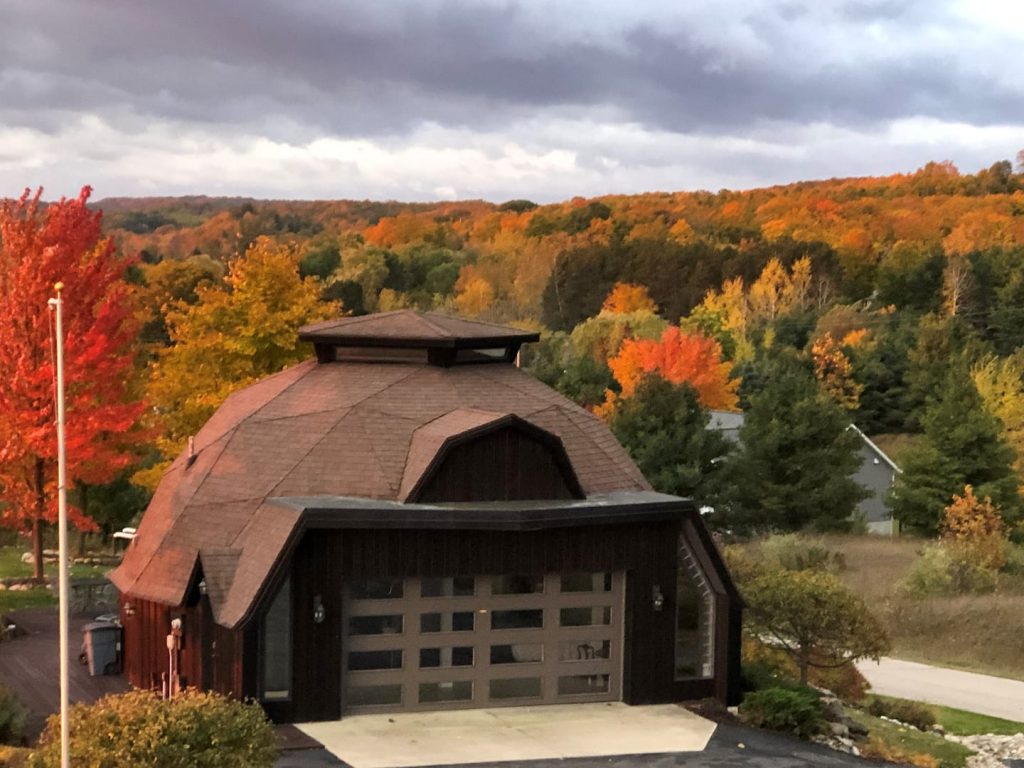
[198, 579, 207, 596]
[313, 595, 325, 624]
[652, 585, 665, 612]
[123, 601, 135, 618]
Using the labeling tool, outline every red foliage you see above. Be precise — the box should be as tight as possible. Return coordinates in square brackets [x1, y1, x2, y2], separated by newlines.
[0, 188, 145, 573]
[608, 326, 739, 410]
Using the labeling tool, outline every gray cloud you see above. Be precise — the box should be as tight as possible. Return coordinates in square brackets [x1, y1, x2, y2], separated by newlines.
[2, 0, 1020, 139]
[0, 1, 1022, 200]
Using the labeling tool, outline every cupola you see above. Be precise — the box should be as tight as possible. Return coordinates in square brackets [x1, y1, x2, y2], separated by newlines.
[298, 309, 540, 367]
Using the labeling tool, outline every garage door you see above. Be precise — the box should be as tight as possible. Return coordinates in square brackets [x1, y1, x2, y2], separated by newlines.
[342, 572, 624, 713]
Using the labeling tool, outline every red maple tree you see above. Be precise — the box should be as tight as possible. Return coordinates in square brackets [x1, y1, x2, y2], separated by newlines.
[608, 326, 739, 411]
[0, 187, 145, 580]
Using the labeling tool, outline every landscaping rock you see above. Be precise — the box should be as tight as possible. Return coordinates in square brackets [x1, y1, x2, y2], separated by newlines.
[946, 733, 1024, 768]
[845, 717, 869, 738]
[811, 733, 861, 756]
[20, 552, 33, 564]
[930, 724, 946, 736]
[829, 721, 851, 738]
[821, 695, 845, 721]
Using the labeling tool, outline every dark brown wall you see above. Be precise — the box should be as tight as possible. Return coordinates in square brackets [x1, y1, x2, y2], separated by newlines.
[122, 592, 246, 698]
[269, 515, 736, 722]
[416, 427, 578, 502]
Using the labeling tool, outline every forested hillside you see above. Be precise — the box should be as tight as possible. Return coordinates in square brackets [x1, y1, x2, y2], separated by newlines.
[7, 157, 1024, 543]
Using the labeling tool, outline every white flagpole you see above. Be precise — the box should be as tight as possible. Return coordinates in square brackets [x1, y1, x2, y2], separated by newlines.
[49, 282, 70, 768]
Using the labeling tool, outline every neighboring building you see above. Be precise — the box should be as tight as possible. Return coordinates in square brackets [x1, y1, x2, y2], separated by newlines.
[708, 411, 901, 535]
[112, 310, 742, 723]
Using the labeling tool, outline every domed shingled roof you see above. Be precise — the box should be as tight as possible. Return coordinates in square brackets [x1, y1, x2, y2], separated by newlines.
[111, 311, 651, 626]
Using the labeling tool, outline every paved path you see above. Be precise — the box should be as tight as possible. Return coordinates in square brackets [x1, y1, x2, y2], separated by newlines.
[857, 657, 1024, 722]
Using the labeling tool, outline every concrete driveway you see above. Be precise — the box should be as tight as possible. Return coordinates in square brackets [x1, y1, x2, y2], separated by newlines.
[297, 703, 716, 768]
[858, 657, 1024, 721]
[278, 721, 871, 768]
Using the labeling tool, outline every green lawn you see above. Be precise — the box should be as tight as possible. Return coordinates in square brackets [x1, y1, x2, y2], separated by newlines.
[0, 586, 57, 617]
[867, 694, 1024, 736]
[0, 546, 111, 581]
[846, 708, 975, 768]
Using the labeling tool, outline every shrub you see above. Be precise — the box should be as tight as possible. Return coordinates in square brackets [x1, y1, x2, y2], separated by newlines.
[904, 542, 999, 596]
[903, 544, 954, 596]
[30, 689, 277, 767]
[759, 534, 845, 574]
[739, 686, 825, 737]
[859, 736, 940, 768]
[0, 686, 26, 746]
[866, 696, 937, 730]
[1002, 544, 1024, 576]
[808, 663, 869, 702]
[0, 745, 31, 767]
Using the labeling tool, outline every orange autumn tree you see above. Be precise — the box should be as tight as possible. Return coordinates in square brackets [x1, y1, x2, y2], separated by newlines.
[603, 326, 739, 415]
[0, 187, 145, 580]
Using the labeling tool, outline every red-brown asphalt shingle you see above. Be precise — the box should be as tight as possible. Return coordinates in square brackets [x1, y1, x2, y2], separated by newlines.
[113, 313, 651, 626]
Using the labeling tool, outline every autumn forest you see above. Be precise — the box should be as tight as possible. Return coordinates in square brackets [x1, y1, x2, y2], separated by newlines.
[4, 157, 1024, 571]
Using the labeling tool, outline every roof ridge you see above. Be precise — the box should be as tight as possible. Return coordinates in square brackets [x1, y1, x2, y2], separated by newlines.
[424, 311, 535, 334]
[351, 408, 403, 496]
[259, 406, 356, 506]
[412, 311, 455, 337]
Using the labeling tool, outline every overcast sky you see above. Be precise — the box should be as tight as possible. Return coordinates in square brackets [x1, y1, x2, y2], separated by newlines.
[1, 0, 1022, 203]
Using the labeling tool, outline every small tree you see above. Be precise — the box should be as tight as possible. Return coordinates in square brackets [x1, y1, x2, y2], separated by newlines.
[744, 568, 890, 685]
[891, 368, 1019, 535]
[942, 485, 1008, 580]
[609, 375, 732, 503]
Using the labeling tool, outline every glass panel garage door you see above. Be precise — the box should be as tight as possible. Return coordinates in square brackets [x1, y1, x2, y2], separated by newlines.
[342, 572, 624, 713]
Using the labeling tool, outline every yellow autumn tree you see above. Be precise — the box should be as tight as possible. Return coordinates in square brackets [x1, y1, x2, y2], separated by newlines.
[601, 282, 658, 315]
[454, 266, 495, 317]
[971, 352, 1024, 488]
[145, 237, 339, 469]
[811, 334, 863, 410]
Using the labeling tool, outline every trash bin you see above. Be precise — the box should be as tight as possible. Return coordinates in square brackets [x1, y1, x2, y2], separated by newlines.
[82, 622, 121, 676]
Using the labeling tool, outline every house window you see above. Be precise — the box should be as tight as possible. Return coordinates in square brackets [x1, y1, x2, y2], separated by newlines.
[676, 538, 715, 680]
[261, 577, 291, 700]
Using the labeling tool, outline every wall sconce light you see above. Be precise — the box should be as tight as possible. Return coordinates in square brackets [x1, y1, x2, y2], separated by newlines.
[123, 601, 135, 618]
[198, 579, 207, 596]
[313, 595, 325, 624]
[652, 585, 665, 612]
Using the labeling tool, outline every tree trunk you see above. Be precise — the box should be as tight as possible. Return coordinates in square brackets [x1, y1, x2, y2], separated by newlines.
[799, 648, 810, 686]
[32, 458, 45, 583]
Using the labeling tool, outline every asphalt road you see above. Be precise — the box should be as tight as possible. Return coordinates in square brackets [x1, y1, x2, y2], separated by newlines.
[857, 657, 1024, 722]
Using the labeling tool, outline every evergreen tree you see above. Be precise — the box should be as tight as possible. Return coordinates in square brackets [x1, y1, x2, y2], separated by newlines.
[609, 375, 732, 505]
[890, 368, 1019, 535]
[849, 318, 913, 434]
[717, 356, 867, 533]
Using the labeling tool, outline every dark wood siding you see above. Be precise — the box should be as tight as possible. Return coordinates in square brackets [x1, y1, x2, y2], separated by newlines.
[123, 512, 740, 720]
[273, 512, 739, 722]
[415, 427, 579, 503]
[120, 596, 201, 692]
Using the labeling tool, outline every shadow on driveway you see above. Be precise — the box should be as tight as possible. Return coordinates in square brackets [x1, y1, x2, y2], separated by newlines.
[276, 723, 872, 768]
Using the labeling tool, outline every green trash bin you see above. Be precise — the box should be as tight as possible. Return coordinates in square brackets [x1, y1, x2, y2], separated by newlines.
[82, 622, 121, 676]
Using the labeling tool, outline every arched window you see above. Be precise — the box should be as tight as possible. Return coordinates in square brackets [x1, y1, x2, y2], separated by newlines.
[676, 538, 715, 680]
